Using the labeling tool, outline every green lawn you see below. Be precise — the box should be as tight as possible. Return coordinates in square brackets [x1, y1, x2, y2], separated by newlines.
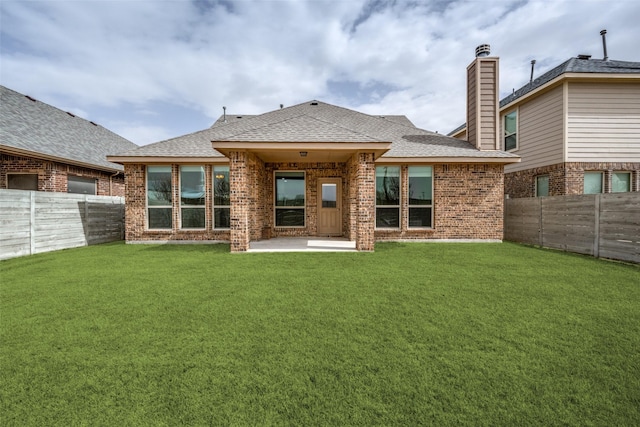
[1, 242, 639, 426]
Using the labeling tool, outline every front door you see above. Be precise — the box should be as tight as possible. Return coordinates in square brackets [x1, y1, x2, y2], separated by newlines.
[317, 178, 342, 236]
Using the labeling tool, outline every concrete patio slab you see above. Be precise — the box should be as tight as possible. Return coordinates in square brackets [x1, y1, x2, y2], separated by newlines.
[247, 237, 357, 252]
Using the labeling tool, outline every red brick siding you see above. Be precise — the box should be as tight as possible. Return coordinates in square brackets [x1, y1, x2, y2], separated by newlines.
[1, 152, 125, 196]
[505, 162, 640, 198]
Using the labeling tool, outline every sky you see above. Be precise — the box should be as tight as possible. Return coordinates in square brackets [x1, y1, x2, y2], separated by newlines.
[2, 0, 639, 146]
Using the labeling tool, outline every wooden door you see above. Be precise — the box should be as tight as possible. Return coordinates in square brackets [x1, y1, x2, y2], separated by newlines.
[317, 178, 341, 236]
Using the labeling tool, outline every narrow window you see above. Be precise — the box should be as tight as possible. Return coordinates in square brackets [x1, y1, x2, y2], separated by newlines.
[536, 175, 549, 197]
[213, 165, 230, 228]
[7, 174, 38, 191]
[180, 166, 205, 229]
[67, 175, 96, 195]
[408, 166, 433, 228]
[612, 172, 631, 193]
[147, 166, 172, 229]
[584, 172, 603, 194]
[275, 171, 305, 227]
[376, 166, 400, 228]
[504, 111, 517, 151]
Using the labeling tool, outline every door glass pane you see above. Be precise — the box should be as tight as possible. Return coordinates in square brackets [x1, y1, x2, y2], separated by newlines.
[612, 172, 630, 193]
[584, 172, 603, 194]
[322, 183, 337, 208]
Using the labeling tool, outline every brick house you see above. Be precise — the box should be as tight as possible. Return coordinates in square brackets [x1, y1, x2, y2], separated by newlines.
[108, 49, 519, 252]
[1, 85, 137, 196]
[449, 55, 640, 198]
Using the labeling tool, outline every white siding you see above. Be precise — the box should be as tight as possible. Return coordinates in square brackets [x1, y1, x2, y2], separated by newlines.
[505, 86, 564, 173]
[567, 82, 640, 162]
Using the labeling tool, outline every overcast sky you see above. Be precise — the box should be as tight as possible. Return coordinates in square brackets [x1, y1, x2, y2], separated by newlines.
[2, 0, 639, 146]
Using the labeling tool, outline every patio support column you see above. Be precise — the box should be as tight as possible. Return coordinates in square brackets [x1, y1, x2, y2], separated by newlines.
[355, 152, 376, 251]
[229, 150, 250, 252]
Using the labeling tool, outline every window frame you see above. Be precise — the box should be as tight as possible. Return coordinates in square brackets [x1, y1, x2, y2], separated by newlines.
[583, 171, 604, 195]
[407, 165, 433, 229]
[146, 165, 173, 230]
[67, 175, 96, 195]
[212, 165, 231, 229]
[179, 165, 206, 230]
[6, 173, 38, 191]
[503, 110, 518, 151]
[375, 165, 401, 229]
[612, 171, 631, 193]
[536, 175, 549, 197]
[274, 170, 306, 228]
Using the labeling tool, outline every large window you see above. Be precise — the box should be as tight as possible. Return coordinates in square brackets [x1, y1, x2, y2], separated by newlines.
[68, 175, 96, 195]
[7, 174, 38, 191]
[504, 110, 517, 151]
[376, 166, 400, 228]
[584, 172, 603, 194]
[536, 175, 549, 197]
[180, 166, 205, 229]
[612, 172, 631, 193]
[147, 166, 172, 229]
[408, 166, 432, 228]
[213, 165, 230, 228]
[275, 171, 305, 227]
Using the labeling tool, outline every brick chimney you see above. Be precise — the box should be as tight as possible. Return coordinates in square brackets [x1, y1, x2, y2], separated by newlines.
[466, 44, 500, 150]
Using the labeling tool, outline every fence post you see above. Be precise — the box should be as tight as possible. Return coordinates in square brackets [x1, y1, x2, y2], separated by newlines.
[30, 191, 36, 256]
[538, 197, 543, 247]
[593, 194, 600, 258]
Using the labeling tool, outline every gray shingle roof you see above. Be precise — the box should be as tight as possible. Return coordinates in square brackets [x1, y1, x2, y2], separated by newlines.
[448, 57, 640, 135]
[1, 85, 137, 172]
[115, 100, 517, 160]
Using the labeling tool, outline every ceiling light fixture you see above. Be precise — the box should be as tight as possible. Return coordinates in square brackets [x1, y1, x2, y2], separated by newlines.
[300, 151, 308, 157]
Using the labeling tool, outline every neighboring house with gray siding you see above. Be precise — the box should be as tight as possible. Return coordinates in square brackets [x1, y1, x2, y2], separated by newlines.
[449, 56, 640, 198]
[1, 85, 137, 196]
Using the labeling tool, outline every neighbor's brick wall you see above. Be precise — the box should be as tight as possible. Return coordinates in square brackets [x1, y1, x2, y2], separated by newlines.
[375, 163, 505, 241]
[505, 162, 640, 198]
[1, 152, 125, 196]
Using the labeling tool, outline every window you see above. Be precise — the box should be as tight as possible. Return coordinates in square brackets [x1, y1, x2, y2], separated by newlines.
[584, 172, 603, 194]
[612, 172, 631, 193]
[275, 171, 305, 227]
[408, 166, 432, 228]
[376, 166, 400, 228]
[147, 166, 172, 229]
[68, 175, 96, 195]
[536, 175, 549, 197]
[7, 174, 38, 190]
[180, 166, 205, 229]
[213, 165, 230, 228]
[504, 111, 517, 151]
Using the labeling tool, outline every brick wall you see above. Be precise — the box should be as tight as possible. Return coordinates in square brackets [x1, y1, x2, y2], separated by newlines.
[505, 162, 640, 198]
[375, 163, 505, 241]
[1, 152, 125, 196]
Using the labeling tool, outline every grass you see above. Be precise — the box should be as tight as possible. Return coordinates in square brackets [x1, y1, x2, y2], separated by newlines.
[1, 242, 639, 426]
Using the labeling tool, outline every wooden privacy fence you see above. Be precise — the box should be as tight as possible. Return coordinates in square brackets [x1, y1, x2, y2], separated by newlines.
[505, 192, 640, 263]
[0, 190, 124, 260]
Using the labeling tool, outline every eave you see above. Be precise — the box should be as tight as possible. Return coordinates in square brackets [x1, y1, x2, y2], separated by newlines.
[2, 144, 123, 173]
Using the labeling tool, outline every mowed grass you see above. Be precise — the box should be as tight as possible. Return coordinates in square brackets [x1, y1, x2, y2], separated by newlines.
[1, 242, 639, 426]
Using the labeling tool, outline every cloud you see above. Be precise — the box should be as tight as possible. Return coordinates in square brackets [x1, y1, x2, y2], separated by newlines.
[1, 0, 639, 144]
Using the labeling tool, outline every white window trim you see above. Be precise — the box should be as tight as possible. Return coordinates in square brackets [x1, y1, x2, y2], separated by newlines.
[407, 165, 434, 229]
[179, 165, 206, 230]
[274, 170, 306, 228]
[212, 166, 231, 230]
[375, 165, 401, 230]
[146, 165, 173, 231]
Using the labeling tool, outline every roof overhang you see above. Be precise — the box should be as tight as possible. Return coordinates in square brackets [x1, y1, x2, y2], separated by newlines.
[211, 141, 392, 163]
[107, 155, 229, 165]
[2, 144, 123, 173]
[376, 156, 520, 164]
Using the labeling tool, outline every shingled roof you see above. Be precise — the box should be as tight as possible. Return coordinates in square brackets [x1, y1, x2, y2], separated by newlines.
[0, 85, 137, 172]
[448, 57, 640, 136]
[111, 100, 518, 162]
